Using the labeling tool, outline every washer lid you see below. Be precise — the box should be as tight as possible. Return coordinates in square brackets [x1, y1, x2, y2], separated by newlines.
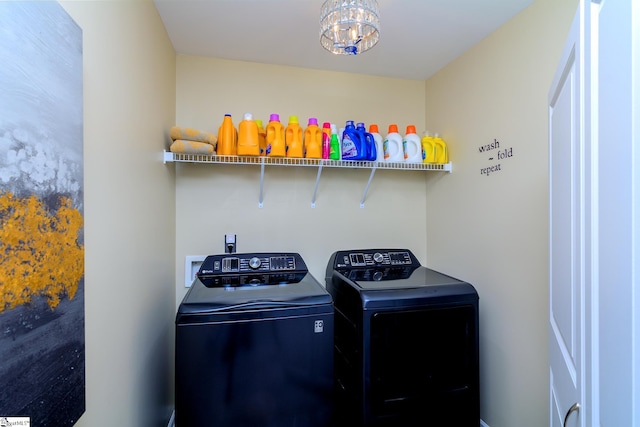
[179, 272, 332, 315]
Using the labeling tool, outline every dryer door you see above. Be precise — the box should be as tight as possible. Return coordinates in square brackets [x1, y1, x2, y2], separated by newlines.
[368, 304, 479, 426]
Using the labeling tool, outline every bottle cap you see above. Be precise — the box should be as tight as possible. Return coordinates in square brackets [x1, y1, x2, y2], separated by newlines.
[388, 124, 399, 133]
[357, 122, 365, 129]
[406, 125, 416, 134]
[255, 119, 263, 128]
[289, 115, 299, 124]
[369, 124, 379, 133]
[322, 122, 331, 128]
[331, 124, 338, 134]
[244, 113, 253, 120]
[269, 113, 280, 122]
[308, 117, 318, 126]
[346, 120, 354, 127]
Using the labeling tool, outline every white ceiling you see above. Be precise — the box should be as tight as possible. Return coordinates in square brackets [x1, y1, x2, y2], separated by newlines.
[154, 0, 534, 81]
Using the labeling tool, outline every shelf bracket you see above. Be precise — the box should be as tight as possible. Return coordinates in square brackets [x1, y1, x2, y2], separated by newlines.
[360, 165, 377, 208]
[163, 150, 173, 164]
[311, 164, 324, 208]
[258, 158, 265, 208]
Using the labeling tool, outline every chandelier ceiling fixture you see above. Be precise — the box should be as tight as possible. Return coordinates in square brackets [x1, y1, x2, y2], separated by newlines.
[319, 0, 380, 56]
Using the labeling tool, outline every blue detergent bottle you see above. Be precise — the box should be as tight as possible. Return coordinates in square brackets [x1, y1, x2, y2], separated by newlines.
[342, 120, 362, 160]
[356, 122, 376, 161]
[342, 120, 365, 160]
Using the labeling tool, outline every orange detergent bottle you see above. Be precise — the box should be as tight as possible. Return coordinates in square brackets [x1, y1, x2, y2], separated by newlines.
[217, 113, 237, 156]
[255, 119, 267, 156]
[266, 114, 285, 157]
[237, 113, 260, 156]
[286, 115, 303, 158]
[304, 117, 322, 159]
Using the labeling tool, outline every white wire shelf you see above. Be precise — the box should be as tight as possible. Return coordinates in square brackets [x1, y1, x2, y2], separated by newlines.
[163, 150, 452, 208]
[163, 151, 452, 172]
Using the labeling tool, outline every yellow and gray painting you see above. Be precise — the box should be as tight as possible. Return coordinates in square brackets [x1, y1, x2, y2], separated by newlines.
[0, 2, 84, 425]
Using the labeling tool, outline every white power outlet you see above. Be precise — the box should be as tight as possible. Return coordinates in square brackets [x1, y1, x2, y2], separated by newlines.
[184, 255, 206, 287]
[225, 234, 236, 253]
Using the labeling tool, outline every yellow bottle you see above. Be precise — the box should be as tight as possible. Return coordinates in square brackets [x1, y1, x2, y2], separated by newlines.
[217, 114, 237, 156]
[237, 113, 260, 156]
[421, 131, 436, 163]
[266, 114, 285, 157]
[255, 119, 267, 156]
[304, 117, 322, 159]
[286, 115, 304, 158]
[433, 133, 449, 164]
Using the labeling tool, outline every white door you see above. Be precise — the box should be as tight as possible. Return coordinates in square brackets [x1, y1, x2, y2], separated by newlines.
[595, 0, 639, 425]
[548, 3, 591, 426]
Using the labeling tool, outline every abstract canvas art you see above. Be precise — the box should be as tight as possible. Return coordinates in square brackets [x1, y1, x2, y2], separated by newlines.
[0, 2, 85, 425]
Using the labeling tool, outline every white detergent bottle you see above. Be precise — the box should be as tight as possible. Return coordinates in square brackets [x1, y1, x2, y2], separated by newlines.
[403, 125, 422, 163]
[383, 124, 404, 162]
[369, 123, 384, 162]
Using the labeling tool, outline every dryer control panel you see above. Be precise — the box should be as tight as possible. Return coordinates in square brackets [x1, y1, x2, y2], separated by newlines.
[325, 249, 422, 283]
[331, 249, 418, 269]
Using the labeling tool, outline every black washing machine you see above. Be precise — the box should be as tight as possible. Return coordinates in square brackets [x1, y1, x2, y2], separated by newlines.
[176, 252, 334, 427]
[325, 249, 479, 427]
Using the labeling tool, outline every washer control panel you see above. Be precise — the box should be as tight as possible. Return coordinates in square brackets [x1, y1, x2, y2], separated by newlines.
[198, 252, 305, 276]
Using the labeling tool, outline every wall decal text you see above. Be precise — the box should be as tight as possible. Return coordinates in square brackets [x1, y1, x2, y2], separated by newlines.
[479, 139, 513, 176]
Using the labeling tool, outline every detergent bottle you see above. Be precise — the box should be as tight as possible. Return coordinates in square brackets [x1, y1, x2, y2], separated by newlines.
[421, 131, 436, 163]
[383, 124, 404, 162]
[329, 124, 341, 160]
[304, 117, 322, 159]
[369, 124, 384, 162]
[356, 122, 376, 161]
[237, 113, 260, 156]
[403, 125, 422, 163]
[285, 115, 304, 158]
[266, 113, 285, 157]
[433, 133, 449, 164]
[255, 119, 267, 156]
[342, 120, 364, 160]
[321, 122, 331, 159]
[217, 113, 237, 156]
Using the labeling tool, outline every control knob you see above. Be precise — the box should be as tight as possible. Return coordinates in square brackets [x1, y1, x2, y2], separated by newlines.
[373, 252, 384, 263]
[249, 257, 261, 269]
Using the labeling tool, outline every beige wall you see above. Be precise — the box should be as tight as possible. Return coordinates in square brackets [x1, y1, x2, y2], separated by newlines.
[59, 2, 176, 426]
[424, 0, 578, 425]
[50, 0, 582, 425]
[174, 56, 429, 303]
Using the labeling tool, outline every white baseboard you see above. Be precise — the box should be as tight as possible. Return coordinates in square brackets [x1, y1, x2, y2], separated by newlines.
[481, 419, 490, 427]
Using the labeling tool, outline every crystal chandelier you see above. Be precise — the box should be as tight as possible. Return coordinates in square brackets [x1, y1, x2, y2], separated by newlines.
[319, 0, 380, 56]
